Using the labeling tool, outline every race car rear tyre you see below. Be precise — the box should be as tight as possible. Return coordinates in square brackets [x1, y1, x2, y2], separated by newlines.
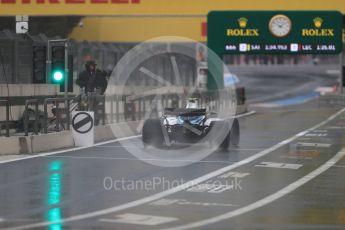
[220, 129, 231, 150]
[230, 118, 240, 147]
[142, 119, 164, 148]
[210, 121, 231, 150]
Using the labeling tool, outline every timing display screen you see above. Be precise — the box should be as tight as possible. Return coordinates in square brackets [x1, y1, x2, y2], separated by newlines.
[208, 11, 343, 55]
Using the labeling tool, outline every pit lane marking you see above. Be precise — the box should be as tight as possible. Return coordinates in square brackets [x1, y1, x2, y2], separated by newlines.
[296, 142, 331, 148]
[233, 110, 256, 118]
[217, 171, 250, 179]
[255, 162, 303, 170]
[312, 129, 328, 132]
[0, 135, 141, 164]
[186, 183, 235, 193]
[159, 148, 345, 230]
[42, 155, 237, 164]
[332, 165, 345, 168]
[100, 213, 177, 226]
[5, 108, 345, 230]
[326, 126, 345, 130]
[149, 199, 238, 207]
[280, 150, 320, 160]
[95, 145, 142, 148]
[95, 145, 266, 151]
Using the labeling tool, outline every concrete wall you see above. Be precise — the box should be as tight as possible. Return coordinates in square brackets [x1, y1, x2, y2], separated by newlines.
[0, 103, 247, 155]
[0, 131, 74, 155]
[0, 122, 141, 155]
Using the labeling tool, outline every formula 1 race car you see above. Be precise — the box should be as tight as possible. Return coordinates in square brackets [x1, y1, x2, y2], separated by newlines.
[142, 98, 239, 149]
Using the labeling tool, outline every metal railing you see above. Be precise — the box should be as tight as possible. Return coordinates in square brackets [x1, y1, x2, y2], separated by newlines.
[81, 95, 106, 126]
[0, 100, 10, 137]
[6, 91, 242, 136]
[43, 97, 72, 134]
[24, 99, 39, 136]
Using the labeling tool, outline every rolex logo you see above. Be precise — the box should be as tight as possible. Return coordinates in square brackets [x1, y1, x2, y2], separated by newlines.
[302, 17, 333, 37]
[227, 17, 258, 37]
[313, 17, 323, 28]
[238, 17, 248, 28]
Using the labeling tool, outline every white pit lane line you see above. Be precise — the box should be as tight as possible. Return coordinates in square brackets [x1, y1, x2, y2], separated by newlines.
[43, 155, 237, 164]
[234, 110, 256, 118]
[0, 135, 141, 164]
[0, 110, 256, 165]
[160, 148, 345, 230]
[4, 108, 345, 230]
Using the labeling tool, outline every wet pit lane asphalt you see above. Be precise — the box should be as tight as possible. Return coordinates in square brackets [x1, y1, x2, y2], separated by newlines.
[1, 99, 345, 230]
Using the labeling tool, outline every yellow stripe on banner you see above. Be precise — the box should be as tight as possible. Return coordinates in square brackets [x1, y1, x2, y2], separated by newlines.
[0, 0, 344, 16]
[69, 17, 206, 42]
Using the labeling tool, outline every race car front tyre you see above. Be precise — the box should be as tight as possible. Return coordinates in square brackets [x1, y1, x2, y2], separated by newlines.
[142, 119, 164, 147]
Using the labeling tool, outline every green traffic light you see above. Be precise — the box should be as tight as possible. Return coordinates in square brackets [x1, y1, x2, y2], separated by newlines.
[52, 71, 64, 82]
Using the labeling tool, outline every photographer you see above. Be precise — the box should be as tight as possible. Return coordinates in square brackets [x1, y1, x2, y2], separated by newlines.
[76, 60, 108, 95]
[76, 60, 108, 114]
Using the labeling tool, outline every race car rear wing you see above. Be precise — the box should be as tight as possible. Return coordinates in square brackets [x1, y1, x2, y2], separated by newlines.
[164, 108, 206, 116]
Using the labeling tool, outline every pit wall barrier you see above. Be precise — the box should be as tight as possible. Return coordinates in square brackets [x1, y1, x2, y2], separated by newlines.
[0, 121, 140, 155]
[0, 104, 247, 155]
[1, 84, 246, 121]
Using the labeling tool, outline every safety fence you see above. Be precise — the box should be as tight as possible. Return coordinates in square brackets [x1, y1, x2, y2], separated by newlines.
[21, 95, 105, 136]
[0, 30, 197, 87]
[0, 87, 245, 137]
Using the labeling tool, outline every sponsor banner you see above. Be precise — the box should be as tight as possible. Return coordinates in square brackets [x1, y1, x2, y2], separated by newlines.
[70, 17, 206, 42]
[1, 0, 345, 16]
